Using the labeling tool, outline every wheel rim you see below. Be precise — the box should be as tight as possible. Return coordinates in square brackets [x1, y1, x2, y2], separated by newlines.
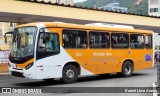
[65, 69, 75, 79]
[125, 65, 131, 75]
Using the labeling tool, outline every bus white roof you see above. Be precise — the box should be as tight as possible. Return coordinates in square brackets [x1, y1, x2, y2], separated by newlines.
[85, 23, 134, 29]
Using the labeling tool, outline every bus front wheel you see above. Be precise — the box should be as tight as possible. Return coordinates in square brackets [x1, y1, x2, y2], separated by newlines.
[119, 61, 133, 77]
[62, 65, 78, 83]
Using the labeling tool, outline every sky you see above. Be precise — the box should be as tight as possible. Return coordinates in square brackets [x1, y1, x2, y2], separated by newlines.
[74, 0, 86, 3]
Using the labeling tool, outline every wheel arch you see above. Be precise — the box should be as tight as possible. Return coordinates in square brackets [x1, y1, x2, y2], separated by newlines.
[122, 59, 134, 71]
[63, 61, 81, 75]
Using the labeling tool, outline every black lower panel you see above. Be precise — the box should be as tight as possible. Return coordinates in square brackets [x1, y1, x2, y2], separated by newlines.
[11, 71, 25, 78]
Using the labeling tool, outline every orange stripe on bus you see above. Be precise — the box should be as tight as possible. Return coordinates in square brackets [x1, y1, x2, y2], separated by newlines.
[16, 58, 34, 69]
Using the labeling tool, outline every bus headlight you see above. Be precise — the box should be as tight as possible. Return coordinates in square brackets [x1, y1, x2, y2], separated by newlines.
[25, 63, 33, 70]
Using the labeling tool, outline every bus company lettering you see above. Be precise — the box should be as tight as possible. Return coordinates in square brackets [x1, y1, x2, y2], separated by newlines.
[76, 53, 83, 57]
[93, 52, 112, 56]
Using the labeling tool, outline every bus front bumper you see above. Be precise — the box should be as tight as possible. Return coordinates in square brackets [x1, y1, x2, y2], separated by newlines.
[9, 67, 35, 79]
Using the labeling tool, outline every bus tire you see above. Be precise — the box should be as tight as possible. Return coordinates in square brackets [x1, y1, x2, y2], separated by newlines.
[120, 61, 133, 77]
[62, 65, 78, 84]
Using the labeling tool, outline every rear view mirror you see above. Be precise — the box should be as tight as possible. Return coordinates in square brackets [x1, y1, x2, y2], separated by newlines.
[4, 31, 13, 44]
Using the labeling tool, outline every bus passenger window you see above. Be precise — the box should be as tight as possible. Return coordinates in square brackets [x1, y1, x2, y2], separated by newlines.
[63, 30, 87, 48]
[130, 34, 144, 49]
[111, 33, 129, 48]
[38, 33, 60, 53]
[145, 35, 152, 49]
[89, 31, 110, 48]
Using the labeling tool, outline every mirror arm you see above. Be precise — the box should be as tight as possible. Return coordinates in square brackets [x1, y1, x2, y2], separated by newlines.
[4, 31, 14, 44]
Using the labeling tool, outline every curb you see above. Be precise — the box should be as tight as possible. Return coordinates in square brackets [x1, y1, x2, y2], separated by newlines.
[0, 73, 10, 76]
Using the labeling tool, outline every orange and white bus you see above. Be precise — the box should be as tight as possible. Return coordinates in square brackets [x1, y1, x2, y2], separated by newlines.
[5, 22, 154, 83]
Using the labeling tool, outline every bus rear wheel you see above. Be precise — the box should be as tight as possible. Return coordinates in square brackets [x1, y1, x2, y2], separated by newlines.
[62, 65, 78, 84]
[119, 61, 133, 77]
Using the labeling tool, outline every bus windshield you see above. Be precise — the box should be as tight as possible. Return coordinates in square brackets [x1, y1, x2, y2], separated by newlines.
[10, 27, 37, 58]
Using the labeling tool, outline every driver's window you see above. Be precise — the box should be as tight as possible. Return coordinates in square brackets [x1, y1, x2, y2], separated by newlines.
[38, 33, 59, 53]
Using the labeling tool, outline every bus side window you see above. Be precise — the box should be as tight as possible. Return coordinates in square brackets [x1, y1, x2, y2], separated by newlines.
[36, 31, 60, 60]
[38, 33, 59, 52]
[101, 33, 110, 48]
[130, 34, 144, 49]
[130, 40, 135, 48]
[63, 30, 87, 48]
[89, 31, 110, 48]
[145, 35, 152, 49]
[111, 33, 129, 48]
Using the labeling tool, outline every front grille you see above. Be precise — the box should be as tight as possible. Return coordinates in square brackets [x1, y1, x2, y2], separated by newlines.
[11, 71, 25, 78]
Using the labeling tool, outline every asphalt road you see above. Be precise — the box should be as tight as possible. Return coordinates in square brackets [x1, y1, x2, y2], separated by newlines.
[0, 66, 157, 96]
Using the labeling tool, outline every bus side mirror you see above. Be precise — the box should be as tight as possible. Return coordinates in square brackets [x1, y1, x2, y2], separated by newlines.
[4, 31, 13, 44]
[4, 36, 7, 44]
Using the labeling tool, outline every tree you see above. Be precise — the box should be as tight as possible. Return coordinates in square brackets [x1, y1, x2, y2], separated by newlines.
[75, 0, 148, 15]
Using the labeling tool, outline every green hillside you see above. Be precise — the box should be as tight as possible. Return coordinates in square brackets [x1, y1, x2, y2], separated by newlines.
[75, 0, 148, 15]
